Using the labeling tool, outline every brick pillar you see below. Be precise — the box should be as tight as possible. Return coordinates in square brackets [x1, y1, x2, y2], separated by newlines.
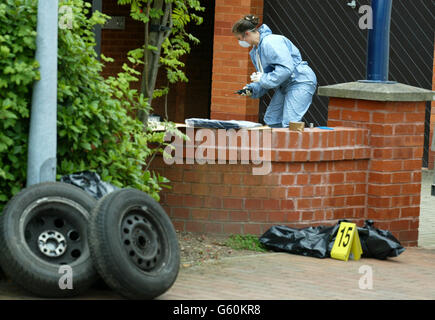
[319, 82, 434, 247]
[210, 0, 264, 122]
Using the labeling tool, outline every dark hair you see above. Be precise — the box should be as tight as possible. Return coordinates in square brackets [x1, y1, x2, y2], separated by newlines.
[232, 15, 260, 34]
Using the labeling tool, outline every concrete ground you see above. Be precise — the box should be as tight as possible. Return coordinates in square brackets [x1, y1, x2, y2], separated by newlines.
[0, 170, 434, 300]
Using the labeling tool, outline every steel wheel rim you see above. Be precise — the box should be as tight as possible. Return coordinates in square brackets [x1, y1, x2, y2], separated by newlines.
[20, 197, 89, 265]
[120, 206, 168, 273]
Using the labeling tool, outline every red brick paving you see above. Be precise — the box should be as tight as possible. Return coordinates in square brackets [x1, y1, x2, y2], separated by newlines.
[160, 248, 435, 300]
[0, 248, 434, 300]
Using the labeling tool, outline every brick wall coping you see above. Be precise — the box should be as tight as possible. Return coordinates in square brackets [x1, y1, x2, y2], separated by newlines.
[271, 127, 370, 163]
[170, 127, 370, 163]
[318, 82, 435, 102]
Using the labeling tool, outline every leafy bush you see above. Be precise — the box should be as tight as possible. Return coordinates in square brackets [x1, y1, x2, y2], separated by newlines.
[0, 0, 39, 203]
[0, 0, 183, 211]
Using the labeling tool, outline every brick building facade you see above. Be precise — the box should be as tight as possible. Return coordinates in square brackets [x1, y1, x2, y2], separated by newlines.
[99, 0, 435, 168]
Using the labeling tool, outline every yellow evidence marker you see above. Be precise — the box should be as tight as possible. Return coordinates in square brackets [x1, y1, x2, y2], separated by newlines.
[330, 222, 363, 261]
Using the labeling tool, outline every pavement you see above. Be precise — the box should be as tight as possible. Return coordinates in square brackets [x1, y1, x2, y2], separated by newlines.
[0, 170, 434, 300]
[1, 247, 434, 300]
[160, 248, 435, 300]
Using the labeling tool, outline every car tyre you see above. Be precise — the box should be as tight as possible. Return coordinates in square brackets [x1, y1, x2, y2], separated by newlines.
[0, 182, 98, 297]
[88, 188, 180, 300]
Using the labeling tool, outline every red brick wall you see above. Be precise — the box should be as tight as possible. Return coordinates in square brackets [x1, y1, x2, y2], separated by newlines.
[150, 127, 372, 236]
[155, 159, 369, 236]
[328, 99, 426, 246]
[149, 96, 426, 247]
[210, 0, 264, 122]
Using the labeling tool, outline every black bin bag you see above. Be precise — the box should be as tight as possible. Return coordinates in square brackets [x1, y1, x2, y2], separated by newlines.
[259, 220, 405, 260]
[357, 220, 405, 260]
[258, 224, 339, 259]
[60, 171, 120, 200]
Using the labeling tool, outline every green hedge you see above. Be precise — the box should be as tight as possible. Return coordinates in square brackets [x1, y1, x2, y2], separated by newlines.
[0, 0, 174, 211]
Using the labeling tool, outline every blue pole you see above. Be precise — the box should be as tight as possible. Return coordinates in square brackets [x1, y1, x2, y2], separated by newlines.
[366, 0, 393, 82]
[27, 0, 59, 186]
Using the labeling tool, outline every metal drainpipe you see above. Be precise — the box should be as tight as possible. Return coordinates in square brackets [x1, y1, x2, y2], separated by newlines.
[27, 0, 59, 186]
[361, 0, 395, 83]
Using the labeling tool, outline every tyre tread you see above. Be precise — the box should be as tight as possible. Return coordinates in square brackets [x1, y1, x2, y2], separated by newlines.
[0, 182, 98, 298]
[88, 189, 179, 300]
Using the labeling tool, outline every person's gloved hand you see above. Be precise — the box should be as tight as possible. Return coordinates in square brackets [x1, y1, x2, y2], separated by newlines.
[236, 86, 252, 97]
[250, 72, 263, 83]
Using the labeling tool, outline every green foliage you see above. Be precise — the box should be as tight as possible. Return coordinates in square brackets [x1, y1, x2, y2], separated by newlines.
[0, 0, 39, 203]
[225, 234, 268, 253]
[118, 0, 204, 88]
[0, 0, 188, 211]
[162, 0, 204, 84]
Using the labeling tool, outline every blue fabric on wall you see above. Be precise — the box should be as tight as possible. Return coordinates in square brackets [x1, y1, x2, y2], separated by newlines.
[185, 118, 263, 130]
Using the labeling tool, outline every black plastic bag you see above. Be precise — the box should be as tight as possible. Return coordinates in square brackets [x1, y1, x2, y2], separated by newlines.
[60, 171, 120, 200]
[259, 220, 405, 260]
[259, 224, 339, 259]
[358, 220, 405, 260]
[185, 118, 263, 129]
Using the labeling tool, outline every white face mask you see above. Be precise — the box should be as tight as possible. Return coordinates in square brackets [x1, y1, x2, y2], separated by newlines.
[238, 40, 251, 48]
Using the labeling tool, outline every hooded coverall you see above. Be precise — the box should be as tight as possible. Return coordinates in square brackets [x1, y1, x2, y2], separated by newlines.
[246, 24, 317, 128]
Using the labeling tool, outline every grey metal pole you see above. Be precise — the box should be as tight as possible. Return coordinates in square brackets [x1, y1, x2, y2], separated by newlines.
[27, 0, 59, 186]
